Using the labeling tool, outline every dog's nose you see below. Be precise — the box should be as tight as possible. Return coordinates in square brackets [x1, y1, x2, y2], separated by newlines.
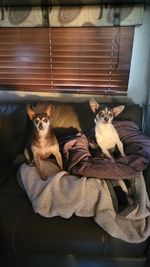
[104, 117, 109, 122]
[39, 123, 43, 130]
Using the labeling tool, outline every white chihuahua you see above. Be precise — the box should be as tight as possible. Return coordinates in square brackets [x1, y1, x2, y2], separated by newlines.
[89, 98, 126, 161]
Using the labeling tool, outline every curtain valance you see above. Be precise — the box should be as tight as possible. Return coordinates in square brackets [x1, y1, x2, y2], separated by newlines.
[0, 5, 144, 27]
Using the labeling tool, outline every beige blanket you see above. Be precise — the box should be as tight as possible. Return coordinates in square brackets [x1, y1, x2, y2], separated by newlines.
[18, 161, 150, 243]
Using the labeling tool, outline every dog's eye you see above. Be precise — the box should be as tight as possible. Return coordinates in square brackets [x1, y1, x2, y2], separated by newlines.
[34, 119, 39, 124]
[43, 118, 48, 123]
[99, 112, 104, 117]
[108, 112, 113, 117]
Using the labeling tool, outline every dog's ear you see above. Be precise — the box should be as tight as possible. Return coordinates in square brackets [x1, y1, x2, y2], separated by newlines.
[112, 105, 125, 117]
[26, 104, 35, 120]
[45, 104, 53, 118]
[89, 98, 100, 113]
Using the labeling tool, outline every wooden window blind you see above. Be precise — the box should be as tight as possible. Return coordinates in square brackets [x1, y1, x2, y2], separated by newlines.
[0, 27, 134, 95]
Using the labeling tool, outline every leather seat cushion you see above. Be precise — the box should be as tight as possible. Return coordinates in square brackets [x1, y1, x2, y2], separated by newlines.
[0, 173, 148, 257]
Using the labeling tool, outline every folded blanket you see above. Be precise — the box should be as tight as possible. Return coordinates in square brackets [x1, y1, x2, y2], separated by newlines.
[18, 162, 150, 243]
[61, 121, 150, 179]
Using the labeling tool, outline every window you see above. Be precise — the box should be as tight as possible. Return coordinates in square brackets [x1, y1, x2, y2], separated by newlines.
[0, 26, 134, 95]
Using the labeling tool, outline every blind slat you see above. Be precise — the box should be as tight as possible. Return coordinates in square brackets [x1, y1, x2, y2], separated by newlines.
[0, 27, 134, 95]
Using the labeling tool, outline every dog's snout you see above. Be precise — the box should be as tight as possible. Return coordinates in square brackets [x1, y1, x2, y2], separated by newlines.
[39, 123, 43, 130]
[104, 117, 109, 122]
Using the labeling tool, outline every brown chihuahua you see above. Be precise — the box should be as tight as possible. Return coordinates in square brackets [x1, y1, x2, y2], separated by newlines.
[24, 104, 63, 180]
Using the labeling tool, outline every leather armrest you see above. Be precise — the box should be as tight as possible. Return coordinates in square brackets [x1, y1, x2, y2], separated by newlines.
[146, 238, 150, 264]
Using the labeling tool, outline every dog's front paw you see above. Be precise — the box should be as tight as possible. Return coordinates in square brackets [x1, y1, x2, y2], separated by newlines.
[110, 157, 115, 162]
[39, 171, 48, 181]
[40, 175, 48, 181]
[26, 159, 35, 167]
[28, 159, 35, 167]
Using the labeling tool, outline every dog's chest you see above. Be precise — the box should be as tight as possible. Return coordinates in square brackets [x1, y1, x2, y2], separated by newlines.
[95, 123, 118, 149]
[32, 136, 56, 158]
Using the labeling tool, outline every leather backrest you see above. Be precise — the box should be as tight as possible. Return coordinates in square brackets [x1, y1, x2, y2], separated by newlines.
[73, 102, 144, 131]
[0, 103, 28, 168]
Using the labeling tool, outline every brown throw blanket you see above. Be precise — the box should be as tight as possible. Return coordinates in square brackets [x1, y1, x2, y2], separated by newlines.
[61, 121, 150, 179]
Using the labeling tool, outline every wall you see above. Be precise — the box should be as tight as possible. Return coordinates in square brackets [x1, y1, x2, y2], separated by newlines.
[0, 5, 150, 105]
[128, 5, 150, 105]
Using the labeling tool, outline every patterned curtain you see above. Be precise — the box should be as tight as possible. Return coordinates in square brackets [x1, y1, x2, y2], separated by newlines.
[0, 5, 144, 27]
